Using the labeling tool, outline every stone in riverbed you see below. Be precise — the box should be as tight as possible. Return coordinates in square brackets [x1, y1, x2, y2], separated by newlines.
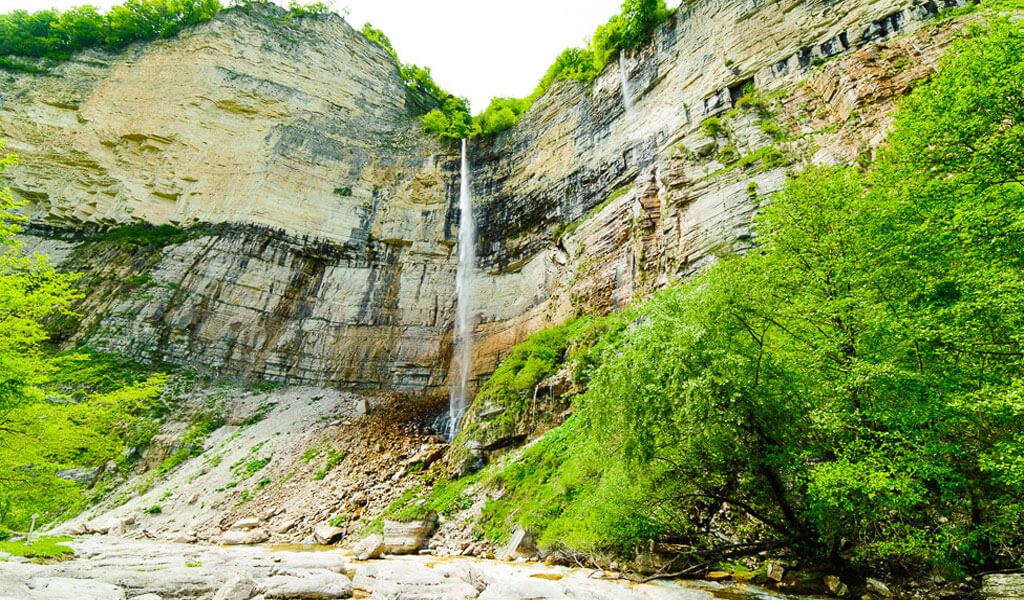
[220, 529, 269, 545]
[352, 534, 385, 560]
[313, 523, 344, 545]
[498, 527, 535, 561]
[866, 577, 893, 598]
[824, 575, 848, 597]
[213, 571, 256, 600]
[382, 514, 436, 554]
[260, 569, 352, 599]
[271, 519, 297, 534]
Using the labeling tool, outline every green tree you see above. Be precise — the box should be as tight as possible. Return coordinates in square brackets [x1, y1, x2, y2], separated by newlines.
[0, 146, 165, 528]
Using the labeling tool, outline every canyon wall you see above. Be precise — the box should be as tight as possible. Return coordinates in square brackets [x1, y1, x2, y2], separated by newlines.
[0, 0, 969, 396]
[463, 0, 970, 389]
[3, 6, 462, 393]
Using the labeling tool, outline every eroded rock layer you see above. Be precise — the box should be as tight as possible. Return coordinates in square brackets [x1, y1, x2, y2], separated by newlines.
[464, 0, 969, 390]
[1, 0, 969, 395]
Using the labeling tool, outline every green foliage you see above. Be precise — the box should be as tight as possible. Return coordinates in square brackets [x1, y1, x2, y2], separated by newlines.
[0, 0, 223, 66]
[284, 1, 329, 18]
[0, 145, 166, 529]
[473, 0, 672, 137]
[360, 22, 470, 142]
[86, 223, 200, 247]
[474, 97, 531, 137]
[311, 448, 345, 481]
[460, 18, 1024, 576]
[0, 536, 74, 559]
[700, 117, 725, 137]
[145, 504, 162, 514]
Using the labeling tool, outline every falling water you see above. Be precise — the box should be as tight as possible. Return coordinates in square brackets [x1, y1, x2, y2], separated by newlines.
[448, 138, 476, 441]
[619, 52, 634, 114]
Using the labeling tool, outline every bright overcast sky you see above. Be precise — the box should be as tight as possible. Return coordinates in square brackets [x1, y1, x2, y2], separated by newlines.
[0, 0, 681, 110]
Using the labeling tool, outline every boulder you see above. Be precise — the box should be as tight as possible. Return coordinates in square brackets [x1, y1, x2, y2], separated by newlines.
[220, 529, 269, 546]
[271, 519, 297, 534]
[352, 535, 385, 560]
[498, 527, 535, 561]
[313, 523, 344, 545]
[212, 571, 256, 600]
[383, 514, 436, 554]
[983, 574, 1024, 599]
[260, 569, 352, 599]
[866, 577, 893, 598]
[55, 468, 100, 486]
[232, 518, 261, 531]
[824, 575, 848, 597]
[766, 560, 785, 582]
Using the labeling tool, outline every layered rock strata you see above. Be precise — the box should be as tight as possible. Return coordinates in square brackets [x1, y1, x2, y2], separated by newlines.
[0, 0, 970, 397]
[3, 6, 460, 393]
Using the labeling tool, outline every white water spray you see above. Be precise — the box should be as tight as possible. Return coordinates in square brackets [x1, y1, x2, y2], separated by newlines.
[619, 51, 634, 114]
[448, 138, 476, 440]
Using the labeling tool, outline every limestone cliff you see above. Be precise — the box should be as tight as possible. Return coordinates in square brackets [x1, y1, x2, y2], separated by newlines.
[0, 0, 970, 399]
[4, 5, 462, 394]
[464, 0, 970, 390]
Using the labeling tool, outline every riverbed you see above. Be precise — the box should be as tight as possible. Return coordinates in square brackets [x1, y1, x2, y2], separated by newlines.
[0, 535, 815, 599]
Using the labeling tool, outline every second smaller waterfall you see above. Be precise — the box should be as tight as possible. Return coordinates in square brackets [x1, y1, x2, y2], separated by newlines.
[619, 52, 634, 114]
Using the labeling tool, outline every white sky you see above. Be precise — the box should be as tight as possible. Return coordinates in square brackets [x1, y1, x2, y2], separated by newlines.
[0, 0, 681, 111]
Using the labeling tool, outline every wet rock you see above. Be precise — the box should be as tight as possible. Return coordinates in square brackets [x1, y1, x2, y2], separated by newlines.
[313, 523, 345, 545]
[766, 560, 785, 582]
[825, 575, 849, 597]
[353, 562, 478, 600]
[260, 569, 352, 599]
[383, 514, 436, 554]
[213, 571, 256, 600]
[353, 535, 385, 560]
[866, 577, 893, 598]
[55, 467, 100, 486]
[982, 573, 1024, 599]
[220, 529, 269, 546]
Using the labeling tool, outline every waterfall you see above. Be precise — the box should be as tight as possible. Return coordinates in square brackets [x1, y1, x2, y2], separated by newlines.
[619, 52, 634, 114]
[448, 138, 476, 441]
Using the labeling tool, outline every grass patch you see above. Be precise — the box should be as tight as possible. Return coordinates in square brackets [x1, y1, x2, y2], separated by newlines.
[0, 536, 74, 560]
[311, 448, 346, 481]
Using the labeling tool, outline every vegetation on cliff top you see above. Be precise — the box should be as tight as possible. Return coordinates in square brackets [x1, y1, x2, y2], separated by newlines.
[450, 17, 1024, 577]
[0, 0, 328, 73]
[474, 0, 671, 137]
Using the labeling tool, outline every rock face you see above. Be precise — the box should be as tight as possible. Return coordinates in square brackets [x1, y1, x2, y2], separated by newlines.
[463, 0, 972, 389]
[1, 1, 971, 400]
[382, 515, 436, 554]
[982, 574, 1024, 600]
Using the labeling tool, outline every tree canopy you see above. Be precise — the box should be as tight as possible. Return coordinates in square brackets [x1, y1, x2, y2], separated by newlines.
[0, 146, 165, 529]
